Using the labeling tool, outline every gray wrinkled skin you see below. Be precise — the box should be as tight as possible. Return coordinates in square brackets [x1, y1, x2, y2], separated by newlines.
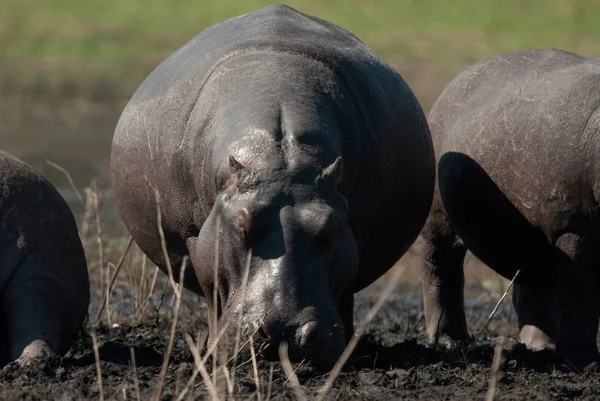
[112, 4, 434, 369]
[0, 150, 90, 367]
[420, 48, 600, 365]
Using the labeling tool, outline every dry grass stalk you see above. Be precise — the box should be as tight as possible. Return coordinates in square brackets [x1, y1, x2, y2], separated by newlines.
[221, 365, 234, 399]
[433, 309, 445, 350]
[175, 332, 208, 401]
[89, 184, 108, 324]
[46, 159, 84, 204]
[153, 253, 188, 400]
[153, 189, 190, 400]
[278, 342, 307, 401]
[137, 252, 148, 312]
[282, 360, 305, 387]
[485, 335, 506, 401]
[189, 321, 257, 393]
[184, 333, 220, 400]
[91, 330, 104, 401]
[130, 347, 142, 401]
[200, 320, 233, 366]
[265, 363, 274, 401]
[316, 263, 408, 401]
[80, 186, 94, 243]
[481, 270, 521, 337]
[95, 235, 134, 322]
[278, 342, 306, 401]
[154, 270, 170, 330]
[135, 263, 159, 322]
[105, 262, 114, 325]
[231, 249, 253, 391]
[249, 335, 262, 401]
[212, 214, 222, 391]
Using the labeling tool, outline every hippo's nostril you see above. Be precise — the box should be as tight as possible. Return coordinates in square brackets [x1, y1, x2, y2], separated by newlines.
[257, 323, 270, 341]
[297, 321, 320, 351]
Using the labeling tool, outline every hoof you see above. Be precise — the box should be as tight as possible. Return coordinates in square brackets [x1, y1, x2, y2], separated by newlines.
[0, 340, 61, 380]
[18, 340, 59, 364]
[519, 325, 556, 352]
[430, 332, 473, 350]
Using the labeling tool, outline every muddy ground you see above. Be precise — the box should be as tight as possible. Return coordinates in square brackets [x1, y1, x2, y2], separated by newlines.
[2, 57, 599, 399]
[1, 280, 599, 401]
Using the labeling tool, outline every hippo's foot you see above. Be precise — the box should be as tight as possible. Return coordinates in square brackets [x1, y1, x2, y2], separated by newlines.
[0, 340, 61, 378]
[16, 339, 59, 365]
[430, 333, 473, 351]
[519, 325, 556, 352]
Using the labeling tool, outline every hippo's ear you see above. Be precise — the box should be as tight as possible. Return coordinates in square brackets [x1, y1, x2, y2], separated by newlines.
[229, 155, 245, 177]
[321, 157, 343, 187]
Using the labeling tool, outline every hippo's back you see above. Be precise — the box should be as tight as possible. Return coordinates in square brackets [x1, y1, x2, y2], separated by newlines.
[0, 151, 89, 321]
[429, 49, 600, 231]
[430, 49, 600, 152]
[121, 4, 382, 111]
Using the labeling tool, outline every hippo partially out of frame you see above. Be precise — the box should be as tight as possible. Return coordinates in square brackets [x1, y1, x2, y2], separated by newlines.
[112, 4, 434, 369]
[0, 150, 90, 367]
[420, 48, 600, 365]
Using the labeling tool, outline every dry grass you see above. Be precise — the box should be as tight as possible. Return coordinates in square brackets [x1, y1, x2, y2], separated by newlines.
[91, 330, 104, 401]
[485, 335, 507, 401]
[129, 347, 141, 401]
[317, 260, 409, 401]
[480, 270, 521, 338]
[69, 165, 516, 400]
[95, 235, 133, 322]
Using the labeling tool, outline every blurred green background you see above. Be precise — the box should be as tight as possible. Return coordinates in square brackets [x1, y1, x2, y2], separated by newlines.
[3, 0, 600, 99]
[2, 0, 599, 286]
[1, 0, 600, 231]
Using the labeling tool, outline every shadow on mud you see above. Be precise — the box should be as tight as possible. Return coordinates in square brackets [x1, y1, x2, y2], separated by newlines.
[65, 334, 559, 374]
[69, 341, 163, 367]
[349, 335, 557, 372]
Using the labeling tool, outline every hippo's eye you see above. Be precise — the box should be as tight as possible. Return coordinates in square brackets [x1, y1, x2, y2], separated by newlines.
[314, 213, 339, 249]
[235, 208, 251, 240]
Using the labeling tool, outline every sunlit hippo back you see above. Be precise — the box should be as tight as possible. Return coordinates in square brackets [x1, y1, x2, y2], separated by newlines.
[111, 4, 434, 370]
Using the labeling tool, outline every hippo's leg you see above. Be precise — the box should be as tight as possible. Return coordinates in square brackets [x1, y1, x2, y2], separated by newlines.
[1, 256, 65, 365]
[339, 292, 354, 343]
[512, 278, 558, 351]
[553, 232, 600, 365]
[419, 208, 469, 345]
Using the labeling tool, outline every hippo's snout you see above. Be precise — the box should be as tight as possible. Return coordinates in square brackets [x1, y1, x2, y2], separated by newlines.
[254, 318, 344, 370]
[297, 320, 320, 351]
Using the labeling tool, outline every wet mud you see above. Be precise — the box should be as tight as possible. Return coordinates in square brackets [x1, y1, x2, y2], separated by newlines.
[1, 286, 599, 401]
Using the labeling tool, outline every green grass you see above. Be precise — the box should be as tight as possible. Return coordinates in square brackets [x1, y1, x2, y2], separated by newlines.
[2, 0, 600, 96]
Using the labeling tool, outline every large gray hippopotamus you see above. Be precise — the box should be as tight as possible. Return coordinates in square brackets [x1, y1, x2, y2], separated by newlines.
[112, 4, 434, 369]
[0, 150, 90, 367]
[420, 48, 600, 365]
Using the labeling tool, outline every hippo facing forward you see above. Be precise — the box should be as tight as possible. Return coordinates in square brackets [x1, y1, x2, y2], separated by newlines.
[112, 4, 434, 369]
[0, 150, 90, 367]
[420, 49, 600, 365]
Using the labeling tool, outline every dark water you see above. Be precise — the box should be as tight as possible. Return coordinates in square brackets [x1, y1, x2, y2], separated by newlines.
[1, 94, 125, 230]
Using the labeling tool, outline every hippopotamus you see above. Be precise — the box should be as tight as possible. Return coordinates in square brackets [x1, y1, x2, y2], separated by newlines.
[419, 48, 600, 365]
[0, 150, 90, 367]
[111, 4, 434, 369]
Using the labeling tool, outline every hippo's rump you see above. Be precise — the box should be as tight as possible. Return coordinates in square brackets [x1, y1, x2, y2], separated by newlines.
[429, 49, 600, 232]
[0, 151, 89, 313]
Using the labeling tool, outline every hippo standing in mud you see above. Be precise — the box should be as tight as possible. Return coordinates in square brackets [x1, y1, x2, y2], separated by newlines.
[420, 48, 600, 365]
[0, 150, 90, 367]
[112, 4, 434, 369]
